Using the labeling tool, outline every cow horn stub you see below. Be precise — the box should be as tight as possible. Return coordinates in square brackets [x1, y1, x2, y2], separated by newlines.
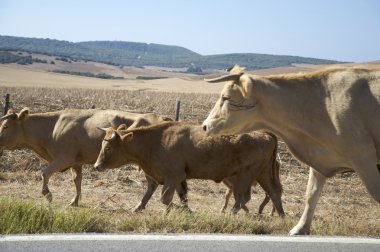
[103, 131, 117, 142]
[0, 113, 17, 121]
[110, 132, 117, 140]
[97, 127, 108, 132]
[204, 73, 243, 83]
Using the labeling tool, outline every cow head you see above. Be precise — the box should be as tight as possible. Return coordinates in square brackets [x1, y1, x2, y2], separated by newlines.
[0, 107, 30, 150]
[94, 124, 133, 172]
[202, 66, 258, 136]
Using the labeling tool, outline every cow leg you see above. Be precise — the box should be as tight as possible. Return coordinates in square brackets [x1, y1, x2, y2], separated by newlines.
[221, 180, 233, 213]
[353, 161, 380, 203]
[289, 167, 326, 235]
[258, 194, 271, 215]
[240, 181, 261, 214]
[134, 175, 159, 212]
[176, 180, 191, 211]
[231, 185, 251, 214]
[270, 202, 276, 216]
[41, 159, 74, 203]
[241, 204, 249, 213]
[257, 176, 284, 217]
[69, 165, 82, 207]
[222, 184, 250, 213]
[161, 177, 182, 213]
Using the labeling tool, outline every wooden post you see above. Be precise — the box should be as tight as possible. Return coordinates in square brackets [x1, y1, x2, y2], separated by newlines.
[3, 94, 10, 115]
[175, 100, 181, 121]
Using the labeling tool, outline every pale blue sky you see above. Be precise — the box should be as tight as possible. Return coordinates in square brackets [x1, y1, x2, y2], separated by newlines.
[0, 0, 379, 62]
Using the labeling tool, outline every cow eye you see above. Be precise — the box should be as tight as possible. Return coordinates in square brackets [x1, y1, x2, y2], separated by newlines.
[2, 126, 8, 130]
[105, 147, 111, 151]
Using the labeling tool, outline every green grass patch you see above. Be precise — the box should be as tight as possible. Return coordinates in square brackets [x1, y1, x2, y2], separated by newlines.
[0, 198, 288, 234]
[0, 198, 108, 234]
[119, 210, 281, 234]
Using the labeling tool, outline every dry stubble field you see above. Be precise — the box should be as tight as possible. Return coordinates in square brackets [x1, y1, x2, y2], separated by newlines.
[0, 69, 379, 236]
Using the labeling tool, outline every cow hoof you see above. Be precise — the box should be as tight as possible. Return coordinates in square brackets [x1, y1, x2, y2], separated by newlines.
[181, 205, 193, 213]
[165, 203, 178, 213]
[69, 200, 79, 207]
[289, 226, 310, 236]
[133, 206, 145, 213]
[230, 208, 239, 215]
[45, 192, 53, 203]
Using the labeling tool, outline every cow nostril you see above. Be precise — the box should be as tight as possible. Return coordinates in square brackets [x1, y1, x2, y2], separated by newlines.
[202, 125, 207, 132]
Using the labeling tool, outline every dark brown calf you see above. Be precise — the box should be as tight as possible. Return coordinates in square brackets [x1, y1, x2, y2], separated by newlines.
[94, 122, 284, 215]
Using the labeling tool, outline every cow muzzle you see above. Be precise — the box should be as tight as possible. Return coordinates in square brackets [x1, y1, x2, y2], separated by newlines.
[93, 163, 106, 172]
[202, 119, 223, 136]
[202, 121, 215, 136]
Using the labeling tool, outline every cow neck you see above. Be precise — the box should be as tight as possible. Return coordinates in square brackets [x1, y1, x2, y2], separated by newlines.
[20, 114, 58, 160]
[251, 75, 331, 143]
[121, 125, 165, 167]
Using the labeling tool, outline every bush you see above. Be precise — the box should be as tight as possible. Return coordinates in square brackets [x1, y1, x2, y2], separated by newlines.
[51, 70, 124, 79]
[0, 51, 32, 64]
[33, 58, 47, 64]
[186, 65, 202, 73]
[136, 76, 168, 80]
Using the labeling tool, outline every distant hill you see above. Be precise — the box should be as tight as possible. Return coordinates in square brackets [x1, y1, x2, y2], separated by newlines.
[0, 35, 343, 70]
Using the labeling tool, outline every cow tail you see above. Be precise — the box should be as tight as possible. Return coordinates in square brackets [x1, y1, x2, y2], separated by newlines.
[269, 133, 283, 195]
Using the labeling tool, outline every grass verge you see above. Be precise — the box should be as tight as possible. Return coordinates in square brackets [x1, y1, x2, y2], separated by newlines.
[0, 198, 107, 234]
[0, 198, 295, 235]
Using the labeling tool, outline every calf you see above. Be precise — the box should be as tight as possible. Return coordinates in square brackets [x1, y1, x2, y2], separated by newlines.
[94, 122, 284, 215]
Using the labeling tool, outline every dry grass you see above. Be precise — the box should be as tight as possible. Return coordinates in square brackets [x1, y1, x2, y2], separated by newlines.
[0, 85, 379, 236]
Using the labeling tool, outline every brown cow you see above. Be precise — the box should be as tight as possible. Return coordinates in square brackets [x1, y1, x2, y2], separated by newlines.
[0, 107, 172, 206]
[94, 122, 284, 215]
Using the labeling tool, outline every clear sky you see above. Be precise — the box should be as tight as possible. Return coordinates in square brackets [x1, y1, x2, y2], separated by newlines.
[0, 0, 379, 62]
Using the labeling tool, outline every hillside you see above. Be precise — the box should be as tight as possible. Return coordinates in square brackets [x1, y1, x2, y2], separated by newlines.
[0, 35, 343, 70]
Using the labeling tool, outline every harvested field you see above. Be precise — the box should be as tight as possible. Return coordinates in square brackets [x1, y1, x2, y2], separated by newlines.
[0, 84, 379, 236]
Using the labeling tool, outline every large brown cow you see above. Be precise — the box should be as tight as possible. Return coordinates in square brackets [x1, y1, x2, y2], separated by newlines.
[0, 107, 172, 206]
[94, 122, 284, 215]
[202, 65, 380, 235]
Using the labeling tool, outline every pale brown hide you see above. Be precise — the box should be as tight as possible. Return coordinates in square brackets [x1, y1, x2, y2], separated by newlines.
[0, 108, 169, 206]
[202, 66, 380, 235]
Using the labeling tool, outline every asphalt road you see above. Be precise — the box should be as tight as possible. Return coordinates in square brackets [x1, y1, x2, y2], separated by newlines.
[1, 234, 379, 252]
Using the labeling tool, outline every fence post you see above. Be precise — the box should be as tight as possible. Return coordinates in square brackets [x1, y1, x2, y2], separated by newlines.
[175, 100, 181, 121]
[3, 94, 10, 115]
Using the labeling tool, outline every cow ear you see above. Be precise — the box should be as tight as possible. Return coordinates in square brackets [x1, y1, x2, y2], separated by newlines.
[6, 108, 15, 115]
[121, 132, 133, 143]
[117, 124, 127, 131]
[18, 107, 30, 121]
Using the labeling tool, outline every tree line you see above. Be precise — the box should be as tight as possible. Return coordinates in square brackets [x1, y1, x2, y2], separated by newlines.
[0, 35, 344, 70]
